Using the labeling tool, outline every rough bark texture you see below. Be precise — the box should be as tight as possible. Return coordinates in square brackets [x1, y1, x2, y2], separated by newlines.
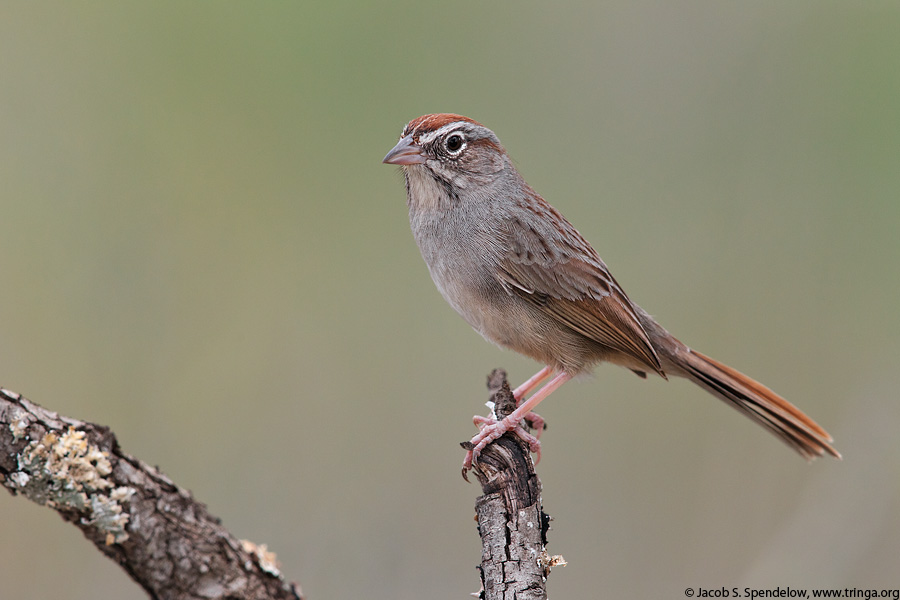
[1, 374, 564, 599]
[0, 387, 304, 600]
[467, 370, 565, 600]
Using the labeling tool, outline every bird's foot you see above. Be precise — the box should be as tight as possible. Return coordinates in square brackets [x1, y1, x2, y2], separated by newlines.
[522, 410, 545, 438]
[461, 414, 542, 477]
[475, 410, 544, 437]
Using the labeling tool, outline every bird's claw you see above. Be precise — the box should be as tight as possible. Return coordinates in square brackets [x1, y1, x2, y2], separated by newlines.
[461, 415, 542, 480]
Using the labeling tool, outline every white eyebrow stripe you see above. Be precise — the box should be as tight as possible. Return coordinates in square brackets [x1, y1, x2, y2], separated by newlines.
[418, 122, 467, 145]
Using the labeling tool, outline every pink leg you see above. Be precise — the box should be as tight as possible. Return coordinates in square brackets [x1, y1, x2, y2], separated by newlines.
[512, 365, 553, 439]
[512, 366, 553, 401]
[463, 371, 572, 473]
[473, 367, 552, 436]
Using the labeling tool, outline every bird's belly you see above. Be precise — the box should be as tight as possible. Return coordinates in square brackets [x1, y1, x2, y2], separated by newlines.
[430, 263, 598, 373]
[427, 262, 497, 336]
[412, 210, 601, 373]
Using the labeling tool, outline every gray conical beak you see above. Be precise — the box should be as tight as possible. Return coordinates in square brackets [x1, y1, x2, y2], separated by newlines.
[382, 135, 426, 165]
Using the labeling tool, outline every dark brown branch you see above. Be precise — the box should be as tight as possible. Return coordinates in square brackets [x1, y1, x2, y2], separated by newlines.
[466, 370, 565, 600]
[0, 387, 304, 600]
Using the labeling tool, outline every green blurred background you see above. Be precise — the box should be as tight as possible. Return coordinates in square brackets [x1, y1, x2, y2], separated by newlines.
[2, 2, 899, 598]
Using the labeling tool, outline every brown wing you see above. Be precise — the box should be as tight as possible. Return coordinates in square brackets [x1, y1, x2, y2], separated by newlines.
[497, 195, 664, 376]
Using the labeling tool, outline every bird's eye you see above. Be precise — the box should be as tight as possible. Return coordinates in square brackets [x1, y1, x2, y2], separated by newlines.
[445, 133, 464, 153]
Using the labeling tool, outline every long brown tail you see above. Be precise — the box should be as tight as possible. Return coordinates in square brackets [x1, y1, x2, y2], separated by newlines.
[679, 349, 840, 460]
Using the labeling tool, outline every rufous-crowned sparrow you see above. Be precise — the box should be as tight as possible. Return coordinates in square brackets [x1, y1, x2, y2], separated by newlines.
[383, 113, 840, 472]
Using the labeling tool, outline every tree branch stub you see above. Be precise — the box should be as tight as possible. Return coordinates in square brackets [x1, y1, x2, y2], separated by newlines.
[467, 370, 565, 600]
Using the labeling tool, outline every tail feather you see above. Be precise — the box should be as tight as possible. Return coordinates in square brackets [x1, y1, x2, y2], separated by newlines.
[680, 349, 840, 460]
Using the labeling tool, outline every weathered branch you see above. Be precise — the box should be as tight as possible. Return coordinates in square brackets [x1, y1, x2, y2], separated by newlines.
[0, 387, 304, 600]
[2, 372, 565, 599]
[466, 370, 565, 600]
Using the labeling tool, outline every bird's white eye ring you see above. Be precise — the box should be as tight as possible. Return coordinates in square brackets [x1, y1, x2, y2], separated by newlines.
[444, 132, 465, 154]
